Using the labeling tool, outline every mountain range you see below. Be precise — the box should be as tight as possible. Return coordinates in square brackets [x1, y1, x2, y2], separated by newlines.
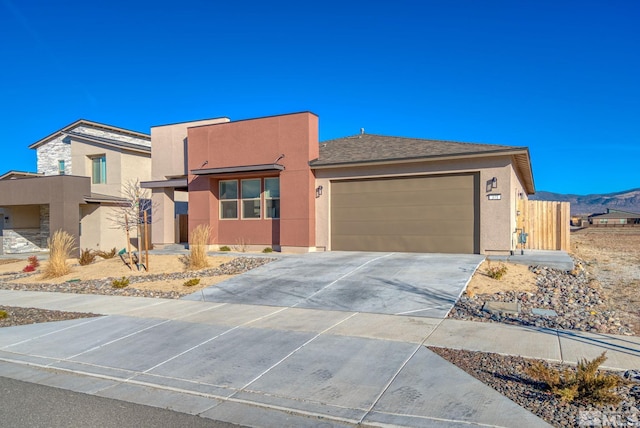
[530, 188, 640, 215]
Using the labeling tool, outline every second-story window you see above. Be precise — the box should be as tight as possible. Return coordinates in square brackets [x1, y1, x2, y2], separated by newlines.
[92, 155, 106, 184]
[58, 160, 65, 175]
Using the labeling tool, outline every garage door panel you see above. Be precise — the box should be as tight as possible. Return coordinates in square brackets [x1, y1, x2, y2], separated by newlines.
[332, 188, 473, 208]
[331, 174, 478, 253]
[332, 220, 474, 237]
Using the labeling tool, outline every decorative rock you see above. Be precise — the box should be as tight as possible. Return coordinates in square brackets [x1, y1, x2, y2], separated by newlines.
[624, 370, 640, 383]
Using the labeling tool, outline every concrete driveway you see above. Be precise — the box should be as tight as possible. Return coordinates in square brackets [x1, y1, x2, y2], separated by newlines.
[184, 252, 484, 318]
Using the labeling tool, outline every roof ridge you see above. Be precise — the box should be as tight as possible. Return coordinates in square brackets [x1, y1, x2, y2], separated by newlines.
[320, 133, 517, 148]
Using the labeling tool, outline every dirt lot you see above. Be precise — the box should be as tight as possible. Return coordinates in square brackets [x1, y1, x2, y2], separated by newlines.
[570, 227, 640, 331]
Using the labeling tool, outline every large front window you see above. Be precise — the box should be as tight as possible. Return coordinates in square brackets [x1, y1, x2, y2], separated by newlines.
[91, 155, 106, 184]
[241, 179, 261, 219]
[219, 180, 238, 219]
[265, 177, 280, 219]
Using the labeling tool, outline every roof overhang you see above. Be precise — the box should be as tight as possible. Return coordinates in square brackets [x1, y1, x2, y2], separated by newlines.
[0, 170, 43, 180]
[29, 119, 150, 150]
[62, 131, 151, 155]
[83, 193, 130, 204]
[140, 178, 188, 189]
[310, 149, 536, 194]
[191, 163, 285, 176]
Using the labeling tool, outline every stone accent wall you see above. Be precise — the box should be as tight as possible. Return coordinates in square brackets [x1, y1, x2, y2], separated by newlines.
[2, 229, 46, 254]
[37, 135, 71, 175]
[40, 205, 50, 243]
[74, 125, 150, 147]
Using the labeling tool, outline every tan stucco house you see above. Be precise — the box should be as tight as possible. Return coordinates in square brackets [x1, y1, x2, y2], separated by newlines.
[144, 112, 535, 255]
[0, 120, 151, 254]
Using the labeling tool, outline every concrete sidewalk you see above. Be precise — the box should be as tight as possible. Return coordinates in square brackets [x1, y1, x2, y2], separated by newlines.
[0, 291, 639, 427]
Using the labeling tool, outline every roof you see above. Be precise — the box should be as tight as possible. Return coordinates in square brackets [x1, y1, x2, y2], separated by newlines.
[589, 209, 640, 219]
[28, 119, 150, 150]
[0, 170, 43, 180]
[83, 193, 130, 204]
[310, 133, 535, 194]
[63, 130, 151, 154]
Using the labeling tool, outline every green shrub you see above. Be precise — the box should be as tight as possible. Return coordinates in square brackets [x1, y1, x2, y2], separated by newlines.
[262, 247, 273, 253]
[96, 248, 117, 259]
[79, 249, 96, 266]
[219, 245, 231, 251]
[486, 264, 508, 280]
[111, 277, 130, 288]
[526, 351, 623, 404]
[183, 278, 201, 287]
[0, 310, 8, 319]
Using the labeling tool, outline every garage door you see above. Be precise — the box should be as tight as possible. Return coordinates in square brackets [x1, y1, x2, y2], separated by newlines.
[331, 174, 479, 253]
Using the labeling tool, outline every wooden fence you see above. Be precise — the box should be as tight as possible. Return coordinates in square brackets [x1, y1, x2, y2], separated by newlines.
[518, 200, 571, 251]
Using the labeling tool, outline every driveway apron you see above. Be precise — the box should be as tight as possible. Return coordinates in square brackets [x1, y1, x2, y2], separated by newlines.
[184, 252, 485, 318]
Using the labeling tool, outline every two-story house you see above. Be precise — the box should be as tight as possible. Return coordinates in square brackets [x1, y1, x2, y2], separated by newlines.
[0, 120, 151, 255]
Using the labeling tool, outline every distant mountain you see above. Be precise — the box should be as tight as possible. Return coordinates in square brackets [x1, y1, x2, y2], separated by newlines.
[530, 188, 640, 215]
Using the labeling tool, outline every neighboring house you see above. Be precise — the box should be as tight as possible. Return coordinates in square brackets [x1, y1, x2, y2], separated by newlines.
[0, 120, 151, 254]
[180, 111, 534, 255]
[140, 117, 230, 247]
[588, 209, 640, 226]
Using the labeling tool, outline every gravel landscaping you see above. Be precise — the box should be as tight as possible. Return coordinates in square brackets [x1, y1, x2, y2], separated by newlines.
[430, 347, 640, 427]
[449, 256, 636, 336]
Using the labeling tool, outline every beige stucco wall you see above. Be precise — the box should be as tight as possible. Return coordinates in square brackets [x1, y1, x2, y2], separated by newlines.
[313, 155, 521, 255]
[70, 141, 152, 197]
[150, 117, 230, 180]
[80, 204, 132, 251]
[4, 205, 40, 228]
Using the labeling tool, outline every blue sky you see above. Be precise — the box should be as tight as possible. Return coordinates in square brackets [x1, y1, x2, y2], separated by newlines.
[1, 0, 638, 195]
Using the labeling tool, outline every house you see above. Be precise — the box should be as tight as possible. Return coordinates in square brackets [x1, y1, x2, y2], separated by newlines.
[169, 111, 534, 255]
[588, 209, 640, 226]
[0, 120, 151, 254]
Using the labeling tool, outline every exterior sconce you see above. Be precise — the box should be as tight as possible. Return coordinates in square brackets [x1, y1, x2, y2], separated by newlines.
[518, 192, 524, 199]
[491, 177, 498, 189]
[316, 185, 323, 198]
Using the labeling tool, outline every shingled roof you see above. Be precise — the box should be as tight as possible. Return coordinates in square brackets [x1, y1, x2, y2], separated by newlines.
[311, 134, 523, 166]
[310, 133, 535, 194]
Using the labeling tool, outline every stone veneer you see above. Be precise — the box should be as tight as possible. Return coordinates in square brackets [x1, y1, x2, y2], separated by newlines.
[36, 124, 150, 176]
[2, 229, 47, 253]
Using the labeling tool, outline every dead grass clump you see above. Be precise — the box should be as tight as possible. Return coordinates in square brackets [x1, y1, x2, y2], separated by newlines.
[79, 249, 96, 266]
[42, 230, 75, 279]
[96, 248, 117, 259]
[526, 351, 624, 404]
[183, 224, 211, 270]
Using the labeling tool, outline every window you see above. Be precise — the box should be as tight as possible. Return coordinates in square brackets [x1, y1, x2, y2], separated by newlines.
[219, 180, 238, 219]
[241, 179, 261, 219]
[264, 177, 280, 219]
[91, 155, 106, 184]
[58, 160, 65, 175]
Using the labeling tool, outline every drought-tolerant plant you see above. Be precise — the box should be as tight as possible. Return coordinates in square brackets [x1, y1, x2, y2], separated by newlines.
[183, 278, 201, 287]
[111, 277, 130, 288]
[486, 264, 508, 280]
[23, 255, 40, 273]
[96, 248, 117, 259]
[184, 224, 211, 270]
[0, 310, 8, 319]
[42, 230, 75, 279]
[27, 256, 39, 268]
[232, 237, 248, 253]
[79, 249, 96, 266]
[219, 245, 231, 252]
[262, 247, 273, 253]
[526, 351, 624, 404]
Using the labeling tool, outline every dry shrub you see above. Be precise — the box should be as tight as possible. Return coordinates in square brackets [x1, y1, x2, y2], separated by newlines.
[79, 249, 96, 266]
[42, 230, 75, 279]
[96, 248, 117, 259]
[526, 351, 624, 404]
[184, 224, 211, 270]
[486, 264, 508, 280]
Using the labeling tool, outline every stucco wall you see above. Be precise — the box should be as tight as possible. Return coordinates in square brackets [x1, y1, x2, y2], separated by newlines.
[187, 112, 318, 251]
[314, 155, 519, 254]
[150, 118, 230, 180]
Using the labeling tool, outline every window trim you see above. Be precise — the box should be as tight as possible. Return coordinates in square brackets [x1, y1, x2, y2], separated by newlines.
[264, 177, 280, 219]
[58, 159, 65, 175]
[219, 179, 239, 220]
[91, 155, 106, 184]
[241, 178, 261, 220]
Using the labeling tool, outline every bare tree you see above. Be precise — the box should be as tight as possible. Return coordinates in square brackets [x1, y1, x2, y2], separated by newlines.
[108, 179, 157, 251]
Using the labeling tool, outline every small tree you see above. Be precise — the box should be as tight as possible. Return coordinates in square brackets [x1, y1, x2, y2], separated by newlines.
[108, 179, 157, 251]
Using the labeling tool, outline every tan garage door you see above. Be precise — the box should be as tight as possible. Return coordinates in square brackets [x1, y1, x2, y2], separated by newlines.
[331, 174, 479, 253]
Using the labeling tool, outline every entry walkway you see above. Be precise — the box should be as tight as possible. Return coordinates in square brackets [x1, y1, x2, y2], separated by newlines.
[1, 291, 639, 427]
